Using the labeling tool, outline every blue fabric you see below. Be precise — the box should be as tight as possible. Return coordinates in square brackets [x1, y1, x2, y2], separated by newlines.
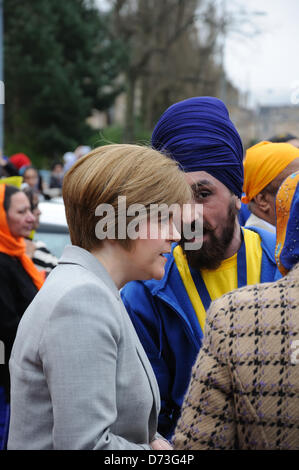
[121, 227, 281, 439]
[0, 387, 9, 450]
[245, 226, 282, 282]
[239, 200, 251, 226]
[151, 96, 244, 198]
[279, 182, 299, 272]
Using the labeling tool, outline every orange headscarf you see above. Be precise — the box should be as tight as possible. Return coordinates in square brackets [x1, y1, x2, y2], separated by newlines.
[0, 184, 44, 290]
[242, 141, 299, 203]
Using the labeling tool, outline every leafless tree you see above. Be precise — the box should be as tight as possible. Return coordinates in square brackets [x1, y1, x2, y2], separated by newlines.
[107, 0, 262, 140]
[108, 0, 202, 140]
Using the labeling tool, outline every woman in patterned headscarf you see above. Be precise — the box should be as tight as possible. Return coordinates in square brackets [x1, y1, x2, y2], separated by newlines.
[173, 172, 299, 450]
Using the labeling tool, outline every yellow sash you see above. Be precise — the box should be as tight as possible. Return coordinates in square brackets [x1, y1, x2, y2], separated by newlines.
[173, 229, 262, 332]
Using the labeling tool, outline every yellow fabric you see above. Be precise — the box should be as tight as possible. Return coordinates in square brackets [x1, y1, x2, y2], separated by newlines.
[29, 229, 36, 241]
[173, 229, 262, 331]
[0, 176, 23, 188]
[242, 141, 299, 203]
[173, 245, 206, 332]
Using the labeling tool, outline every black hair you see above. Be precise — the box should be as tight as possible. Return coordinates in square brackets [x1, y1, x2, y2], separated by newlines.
[269, 133, 298, 143]
[51, 161, 63, 171]
[3, 185, 20, 212]
[23, 166, 38, 176]
[22, 186, 35, 210]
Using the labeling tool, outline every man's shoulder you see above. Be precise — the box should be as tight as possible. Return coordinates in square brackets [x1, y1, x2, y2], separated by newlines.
[244, 225, 276, 248]
[243, 226, 277, 262]
[121, 277, 165, 305]
[121, 279, 150, 300]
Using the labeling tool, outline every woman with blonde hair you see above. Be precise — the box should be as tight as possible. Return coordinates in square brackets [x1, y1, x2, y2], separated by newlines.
[8, 144, 192, 450]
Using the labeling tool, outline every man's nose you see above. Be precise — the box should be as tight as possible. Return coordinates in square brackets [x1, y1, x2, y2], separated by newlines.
[182, 202, 203, 225]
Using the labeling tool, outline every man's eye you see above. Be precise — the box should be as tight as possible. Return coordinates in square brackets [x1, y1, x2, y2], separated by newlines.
[194, 191, 210, 200]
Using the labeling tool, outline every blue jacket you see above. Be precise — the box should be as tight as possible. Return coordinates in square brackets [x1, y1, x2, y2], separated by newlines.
[121, 227, 281, 439]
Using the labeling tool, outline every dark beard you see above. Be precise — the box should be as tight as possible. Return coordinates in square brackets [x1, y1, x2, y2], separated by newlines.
[179, 200, 238, 271]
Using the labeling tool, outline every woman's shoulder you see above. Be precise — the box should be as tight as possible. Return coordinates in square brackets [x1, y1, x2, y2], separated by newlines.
[0, 252, 20, 274]
[34, 270, 122, 350]
[0, 252, 14, 263]
[42, 264, 121, 318]
[17, 266, 122, 350]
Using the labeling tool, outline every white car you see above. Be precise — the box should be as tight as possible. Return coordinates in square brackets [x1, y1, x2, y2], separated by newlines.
[36, 199, 70, 259]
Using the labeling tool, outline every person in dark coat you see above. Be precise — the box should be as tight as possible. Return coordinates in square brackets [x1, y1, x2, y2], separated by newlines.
[0, 184, 44, 449]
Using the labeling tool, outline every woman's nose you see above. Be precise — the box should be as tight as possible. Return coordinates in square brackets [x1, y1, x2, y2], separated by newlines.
[27, 210, 36, 223]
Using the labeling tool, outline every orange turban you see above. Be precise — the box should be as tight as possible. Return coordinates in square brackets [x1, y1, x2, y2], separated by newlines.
[242, 141, 299, 203]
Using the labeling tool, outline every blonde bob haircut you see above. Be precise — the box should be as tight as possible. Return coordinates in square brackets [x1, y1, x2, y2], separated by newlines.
[63, 144, 192, 251]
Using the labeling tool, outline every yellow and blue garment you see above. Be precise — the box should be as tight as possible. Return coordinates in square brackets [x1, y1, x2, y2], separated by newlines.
[173, 228, 262, 332]
[275, 171, 299, 275]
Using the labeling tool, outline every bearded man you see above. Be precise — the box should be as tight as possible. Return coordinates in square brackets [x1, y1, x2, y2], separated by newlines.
[121, 97, 281, 439]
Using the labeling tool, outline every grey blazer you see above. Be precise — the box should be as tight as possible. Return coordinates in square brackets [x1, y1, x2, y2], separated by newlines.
[8, 246, 161, 450]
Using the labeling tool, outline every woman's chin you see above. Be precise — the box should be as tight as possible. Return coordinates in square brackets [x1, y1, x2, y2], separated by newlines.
[152, 268, 166, 281]
[22, 229, 33, 238]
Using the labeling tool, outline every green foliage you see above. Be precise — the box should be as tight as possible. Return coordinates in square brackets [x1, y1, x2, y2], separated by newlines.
[89, 125, 124, 148]
[4, 0, 126, 163]
[88, 123, 152, 149]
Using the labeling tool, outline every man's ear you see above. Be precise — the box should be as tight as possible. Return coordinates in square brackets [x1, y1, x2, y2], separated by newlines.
[252, 192, 271, 213]
[235, 198, 241, 211]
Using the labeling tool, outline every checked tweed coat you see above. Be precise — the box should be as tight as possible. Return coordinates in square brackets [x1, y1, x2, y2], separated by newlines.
[173, 262, 299, 450]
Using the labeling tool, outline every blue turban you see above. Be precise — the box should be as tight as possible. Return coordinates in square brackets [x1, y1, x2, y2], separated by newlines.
[151, 96, 244, 198]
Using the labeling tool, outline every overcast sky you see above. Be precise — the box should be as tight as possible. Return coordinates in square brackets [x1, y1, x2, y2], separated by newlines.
[96, 0, 299, 107]
[224, 0, 299, 106]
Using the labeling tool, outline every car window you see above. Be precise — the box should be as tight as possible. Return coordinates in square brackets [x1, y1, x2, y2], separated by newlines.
[35, 200, 70, 258]
[35, 230, 71, 259]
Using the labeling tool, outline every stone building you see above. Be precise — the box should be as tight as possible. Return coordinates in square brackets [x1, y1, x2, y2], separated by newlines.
[256, 105, 299, 142]
[228, 104, 299, 150]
